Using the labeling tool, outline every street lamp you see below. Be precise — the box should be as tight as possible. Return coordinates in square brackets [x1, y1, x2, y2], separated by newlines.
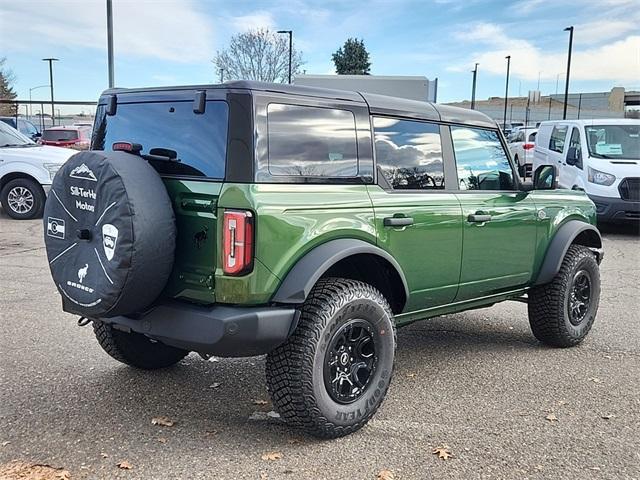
[28, 85, 50, 119]
[277, 30, 293, 84]
[42, 58, 59, 126]
[563, 26, 574, 120]
[471, 63, 479, 110]
[107, 0, 114, 88]
[503, 55, 511, 129]
[219, 68, 224, 83]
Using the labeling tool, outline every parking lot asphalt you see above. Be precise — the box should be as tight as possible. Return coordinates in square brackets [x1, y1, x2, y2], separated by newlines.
[1, 211, 639, 480]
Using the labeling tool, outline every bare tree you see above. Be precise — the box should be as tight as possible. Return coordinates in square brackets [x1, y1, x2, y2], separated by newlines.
[213, 28, 304, 83]
[0, 57, 18, 116]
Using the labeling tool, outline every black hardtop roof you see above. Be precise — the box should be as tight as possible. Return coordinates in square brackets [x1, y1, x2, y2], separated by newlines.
[102, 80, 496, 128]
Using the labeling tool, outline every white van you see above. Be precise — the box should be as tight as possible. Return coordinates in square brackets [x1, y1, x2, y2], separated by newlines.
[533, 119, 640, 223]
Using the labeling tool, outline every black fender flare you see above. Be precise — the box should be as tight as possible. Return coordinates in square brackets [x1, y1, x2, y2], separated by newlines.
[534, 220, 602, 286]
[271, 238, 410, 305]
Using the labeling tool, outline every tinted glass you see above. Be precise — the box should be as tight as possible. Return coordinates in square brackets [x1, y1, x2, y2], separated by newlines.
[93, 101, 228, 178]
[43, 129, 78, 141]
[568, 127, 582, 159]
[528, 131, 537, 142]
[373, 117, 444, 189]
[0, 121, 34, 146]
[267, 104, 358, 177]
[451, 126, 515, 191]
[549, 125, 568, 153]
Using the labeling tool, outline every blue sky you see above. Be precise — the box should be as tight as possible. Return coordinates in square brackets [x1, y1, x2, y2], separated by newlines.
[1, 0, 638, 106]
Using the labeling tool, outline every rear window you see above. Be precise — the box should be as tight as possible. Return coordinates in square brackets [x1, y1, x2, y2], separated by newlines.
[43, 129, 78, 141]
[267, 103, 358, 177]
[92, 100, 228, 178]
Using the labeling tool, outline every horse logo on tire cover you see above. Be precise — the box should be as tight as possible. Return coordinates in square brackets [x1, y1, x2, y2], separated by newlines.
[102, 224, 118, 261]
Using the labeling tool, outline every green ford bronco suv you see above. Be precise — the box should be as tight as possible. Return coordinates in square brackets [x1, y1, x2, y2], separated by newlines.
[43, 81, 603, 438]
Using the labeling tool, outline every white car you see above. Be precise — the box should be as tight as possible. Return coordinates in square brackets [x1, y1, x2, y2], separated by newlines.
[508, 127, 538, 177]
[533, 118, 640, 223]
[0, 121, 75, 219]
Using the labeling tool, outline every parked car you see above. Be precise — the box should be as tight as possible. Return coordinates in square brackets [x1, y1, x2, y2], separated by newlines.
[508, 127, 538, 177]
[0, 121, 75, 219]
[40, 126, 91, 150]
[533, 119, 640, 223]
[0, 116, 41, 142]
[43, 81, 603, 439]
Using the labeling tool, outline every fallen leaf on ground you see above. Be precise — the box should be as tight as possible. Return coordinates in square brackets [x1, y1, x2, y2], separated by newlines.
[158, 437, 168, 443]
[589, 377, 602, 383]
[100, 452, 108, 458]
[151, 416, 174, 427]
[377, 469, 395, 479]
[1, 441, 10, 447]
[117, 460, 133, 470]
[252, 399, 269, 405]
[546, 413, 558, 422]
[432, 445, 454, 460]
[260, 472, 268, 480]
[261, 452, 282, 461]
[209, 382, 221, 389]
[601, 414, 614, 420]
[406, 373, 416, 378]
[0, 461, 71, 480]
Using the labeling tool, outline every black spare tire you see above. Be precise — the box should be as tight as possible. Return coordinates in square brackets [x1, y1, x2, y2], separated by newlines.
[43, 150, 176, 318]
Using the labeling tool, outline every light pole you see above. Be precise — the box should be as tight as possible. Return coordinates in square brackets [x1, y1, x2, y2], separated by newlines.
[219, 68, 224, 83]
[107, 0, 114, 88]
[471, 63, 479, 110]
[503, 55, 511, 129]
[563, 26, 574, 120]
[277, 30, 293, 84]
[28, 85, 50, 119]
[42, 58, 59, 126]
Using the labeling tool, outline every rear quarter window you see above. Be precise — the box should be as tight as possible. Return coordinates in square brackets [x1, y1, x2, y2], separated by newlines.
[267, 103, 358, 177]
[549, 125, 568, 153]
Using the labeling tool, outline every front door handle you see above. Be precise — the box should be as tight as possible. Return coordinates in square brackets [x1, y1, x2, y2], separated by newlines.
[467, 214, 492, 223]
[384, 216, 414, 227]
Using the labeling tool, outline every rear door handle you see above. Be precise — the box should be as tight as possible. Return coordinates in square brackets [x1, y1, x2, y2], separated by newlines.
[384, 216, 414, 227]
[467, 214, 492, 223]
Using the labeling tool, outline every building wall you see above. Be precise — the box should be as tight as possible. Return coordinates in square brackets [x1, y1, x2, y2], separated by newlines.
[294, 74, 438, 102]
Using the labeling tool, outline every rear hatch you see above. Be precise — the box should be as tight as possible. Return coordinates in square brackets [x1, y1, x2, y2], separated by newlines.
[91, 93, 230, 304]
[42, 129, 78, 147]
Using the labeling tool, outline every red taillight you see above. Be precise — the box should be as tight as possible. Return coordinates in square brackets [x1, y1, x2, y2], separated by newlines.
[523, 143, 535, 150]
[222, 210, 254, 275]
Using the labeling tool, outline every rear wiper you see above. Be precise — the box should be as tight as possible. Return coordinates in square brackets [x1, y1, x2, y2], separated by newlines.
[146, 147, 180, 162]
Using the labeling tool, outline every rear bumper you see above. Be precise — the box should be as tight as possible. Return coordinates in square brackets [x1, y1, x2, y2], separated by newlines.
[589, 194, 640, 223]
[100, 301, 299, 357]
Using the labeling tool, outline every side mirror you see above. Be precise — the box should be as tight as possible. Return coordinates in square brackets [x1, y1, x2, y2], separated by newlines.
[533, 164, 557, 190]
[566, 146, 580, 166]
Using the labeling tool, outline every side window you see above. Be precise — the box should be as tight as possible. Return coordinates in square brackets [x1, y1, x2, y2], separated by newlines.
[267, 104, 358, 177]
[549, 125, 568, 153]
[373, 117, 444, 190]
[451, 126, 515, 191]
[515, 131, 525, 143]
[568, 128, 581, 157]
[528, 131, 537, 142]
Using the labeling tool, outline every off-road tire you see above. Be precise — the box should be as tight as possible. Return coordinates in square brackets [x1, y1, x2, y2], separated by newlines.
[1, 178, 45, 220]
[266, 278, 396, 439]
[93, 320, 188, 369]
[528, 245, 600, 347]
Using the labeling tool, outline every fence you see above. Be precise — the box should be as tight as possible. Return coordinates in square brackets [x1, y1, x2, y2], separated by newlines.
[0, 99, 97, 131]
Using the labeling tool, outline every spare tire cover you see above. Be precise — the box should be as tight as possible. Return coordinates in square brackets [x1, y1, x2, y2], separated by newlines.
[43, 150, 176, 318]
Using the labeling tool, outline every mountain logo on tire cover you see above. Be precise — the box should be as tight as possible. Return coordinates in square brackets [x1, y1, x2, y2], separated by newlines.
[102, 224, 118, 261]
[69, 163, 97, 182]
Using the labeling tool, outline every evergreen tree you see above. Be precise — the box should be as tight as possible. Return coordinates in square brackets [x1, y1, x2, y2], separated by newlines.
[332, 38, 371, 75]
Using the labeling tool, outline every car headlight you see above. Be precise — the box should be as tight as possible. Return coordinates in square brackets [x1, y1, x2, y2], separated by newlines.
[43, 163, 62, 180]
[588, 167, 615, 186]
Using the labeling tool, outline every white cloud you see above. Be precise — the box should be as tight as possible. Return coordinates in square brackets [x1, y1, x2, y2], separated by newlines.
[450, 23, 640, 83]
[229, 11, 276, 32]
[0, 0, 215, 63]
[573, 20, 637, 45]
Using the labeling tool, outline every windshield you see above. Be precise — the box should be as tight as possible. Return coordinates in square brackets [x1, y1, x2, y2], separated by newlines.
[42, 129, 79, 141]
[585, 124, 640, 160]
[0, 121, 35, 147]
